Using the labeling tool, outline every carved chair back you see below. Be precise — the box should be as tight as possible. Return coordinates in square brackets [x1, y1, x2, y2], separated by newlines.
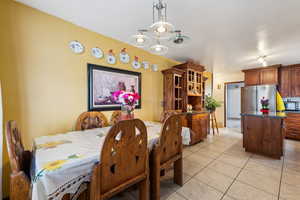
[159, 114, 183, 164]
[100, 119, 148, 194]
[75, 111, 108, 131]
[160, 110, 182, 123]
[110, 111, 122, 126]
[6, 120, 27, 173]
[6, 120, 32, 200]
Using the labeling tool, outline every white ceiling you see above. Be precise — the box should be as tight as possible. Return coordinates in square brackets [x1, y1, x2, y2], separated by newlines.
[15, 0, 300, 72]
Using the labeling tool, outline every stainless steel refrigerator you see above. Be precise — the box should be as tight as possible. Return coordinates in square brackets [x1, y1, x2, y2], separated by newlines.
[241, 85, 277, 113]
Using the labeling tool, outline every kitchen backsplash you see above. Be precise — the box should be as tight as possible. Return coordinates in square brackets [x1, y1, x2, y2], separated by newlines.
[283, 97, 300, 102]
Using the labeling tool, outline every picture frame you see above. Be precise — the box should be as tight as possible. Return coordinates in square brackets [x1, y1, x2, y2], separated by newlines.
[88, 63, 142, 111]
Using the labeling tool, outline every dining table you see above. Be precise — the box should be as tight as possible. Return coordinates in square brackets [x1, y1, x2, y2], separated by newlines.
[31, 121, 191, 200]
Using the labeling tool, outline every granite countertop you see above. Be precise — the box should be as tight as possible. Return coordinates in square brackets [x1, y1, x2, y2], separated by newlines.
[241, 112, 287, 118]
[284, 110, 300, 114]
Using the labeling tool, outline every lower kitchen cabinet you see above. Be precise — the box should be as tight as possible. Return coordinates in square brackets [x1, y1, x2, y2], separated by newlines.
[242, 114, 285, 159]
[285, 113, 300, 140]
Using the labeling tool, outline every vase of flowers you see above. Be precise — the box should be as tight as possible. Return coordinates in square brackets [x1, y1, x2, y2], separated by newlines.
[113, 90, 140, 120]
[260, 97, 269, 114]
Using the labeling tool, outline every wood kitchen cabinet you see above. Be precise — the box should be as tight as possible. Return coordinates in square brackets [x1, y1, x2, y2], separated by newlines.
[291, 65, 300, 97]
[279, 67, 291, 97]
[279, 64, 300, 97]
[244, 69, 261, 86]
[243, 65, 280, 86]
[285, 112, 300, 140]
[260, 67, 278, 85]
[242, 114, 285, 159]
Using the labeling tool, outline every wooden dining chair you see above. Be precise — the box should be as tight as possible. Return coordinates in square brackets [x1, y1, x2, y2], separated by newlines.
[6, 120, 32, 200]
[109, 111, 122, 126]
[160, 110, 182, 123]
[76, 111, 109, 131]
[150, 114, 183, 200]
[89, 119, 149, 200]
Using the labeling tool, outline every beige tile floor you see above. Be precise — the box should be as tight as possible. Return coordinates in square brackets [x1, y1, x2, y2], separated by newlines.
[109, 128, 300, 200]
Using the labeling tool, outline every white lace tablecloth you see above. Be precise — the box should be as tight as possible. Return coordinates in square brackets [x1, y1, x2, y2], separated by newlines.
[32, 121, 191, 200]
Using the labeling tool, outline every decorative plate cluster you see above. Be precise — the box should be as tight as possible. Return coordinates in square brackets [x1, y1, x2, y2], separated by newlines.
[69, 40, 159, 71]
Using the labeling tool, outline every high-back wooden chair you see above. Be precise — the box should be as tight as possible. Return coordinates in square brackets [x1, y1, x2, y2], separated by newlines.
[90, 119, 149, 200]
[160, 110, 182, 123]
[6, 120, 32, 200]
[150, 114, 183, 200]
[75, 111, 109, 131]
[109, 111, 122, 126]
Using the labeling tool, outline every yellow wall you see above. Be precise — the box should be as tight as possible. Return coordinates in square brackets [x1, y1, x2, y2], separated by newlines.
[0, 0, 180, 197]
[213, 72, 244, 127]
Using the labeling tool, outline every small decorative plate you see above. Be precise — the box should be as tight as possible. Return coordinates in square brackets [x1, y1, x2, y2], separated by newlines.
[91, 47, 103, 59]
[119, 48, 130, 63]
[69, 40, 84, 54]
[132, 56, 141, 69]
[152, 64, 158, 72]
[142, 61, 149, 69]
[106, 49, 116, 64]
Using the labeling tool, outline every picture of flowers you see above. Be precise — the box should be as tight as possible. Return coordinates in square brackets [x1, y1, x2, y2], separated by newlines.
[88, 64, 141, 111]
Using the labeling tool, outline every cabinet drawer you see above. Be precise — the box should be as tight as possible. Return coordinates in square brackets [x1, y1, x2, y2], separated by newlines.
[286, 131, 300, 140]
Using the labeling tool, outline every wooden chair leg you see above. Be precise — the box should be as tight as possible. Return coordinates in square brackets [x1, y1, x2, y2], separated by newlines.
[139, 177, 149, 200]
[213, 112, 219, 134]
[150, 164, 160, 200]
[173, 158, 183, 186]
[210, 113, 215, 135]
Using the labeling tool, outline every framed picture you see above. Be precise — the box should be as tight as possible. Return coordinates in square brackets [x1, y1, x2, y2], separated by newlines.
[88, 63, 142, 111]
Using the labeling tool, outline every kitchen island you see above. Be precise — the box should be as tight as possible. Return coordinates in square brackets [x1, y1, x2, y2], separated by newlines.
[241, 112, 286, 159]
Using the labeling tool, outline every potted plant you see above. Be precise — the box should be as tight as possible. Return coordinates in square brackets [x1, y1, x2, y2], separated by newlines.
[204, 96, 221, 113]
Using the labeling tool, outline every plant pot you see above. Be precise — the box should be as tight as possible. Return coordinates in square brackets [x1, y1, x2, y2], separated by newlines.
[260, 108, 269, 114]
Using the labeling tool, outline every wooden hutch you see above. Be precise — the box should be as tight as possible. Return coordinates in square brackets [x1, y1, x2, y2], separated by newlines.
[162, 61, 210, 144]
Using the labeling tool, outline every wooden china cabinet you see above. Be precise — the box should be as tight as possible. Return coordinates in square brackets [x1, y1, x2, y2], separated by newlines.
[162, 61, 210, 144]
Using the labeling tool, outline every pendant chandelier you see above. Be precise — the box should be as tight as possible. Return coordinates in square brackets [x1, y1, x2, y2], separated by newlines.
[131, 0, 190, 55]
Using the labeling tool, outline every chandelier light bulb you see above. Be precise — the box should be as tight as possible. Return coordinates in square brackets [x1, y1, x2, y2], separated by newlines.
[150, 43, 168, 55]
[136, 37, 145, 43]
[155, 46, 162, 52]
[156, 25, 167, 33]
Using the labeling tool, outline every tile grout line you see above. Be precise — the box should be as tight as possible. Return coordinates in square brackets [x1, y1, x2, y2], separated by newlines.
[181, 139, 246, 199]
[219, 153, 253, 200]
[277, 154, 285, 200]
[173, 140, 236, 198]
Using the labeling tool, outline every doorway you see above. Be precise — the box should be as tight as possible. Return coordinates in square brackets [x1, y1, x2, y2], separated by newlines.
[224, 81, 244, 129]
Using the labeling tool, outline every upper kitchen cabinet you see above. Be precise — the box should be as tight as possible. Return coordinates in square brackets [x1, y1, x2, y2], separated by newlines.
[291, 65, 300, 97]
[244, 69, 261, 86]
[242, 65, 281, 86]
[279, 66, 291, 97]
[279, 64, 300, 97]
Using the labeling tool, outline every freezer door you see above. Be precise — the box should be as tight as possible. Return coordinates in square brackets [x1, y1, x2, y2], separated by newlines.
[242, 86, 257, 113]
[257, 85, 277, 112]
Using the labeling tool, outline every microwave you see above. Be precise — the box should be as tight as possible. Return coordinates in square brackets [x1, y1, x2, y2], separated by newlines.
[285, 101, 300, 111]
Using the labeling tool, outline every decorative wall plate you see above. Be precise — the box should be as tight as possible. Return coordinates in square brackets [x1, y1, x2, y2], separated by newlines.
[69, 40, 84, 54]
[132, 56, 141, 69]
[119, 48, 130, 63]
[152, 64, 158, 72]
[91, 47, 104, 59]
[142, 61, 149, 69]
[106, 49, 116, 64]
